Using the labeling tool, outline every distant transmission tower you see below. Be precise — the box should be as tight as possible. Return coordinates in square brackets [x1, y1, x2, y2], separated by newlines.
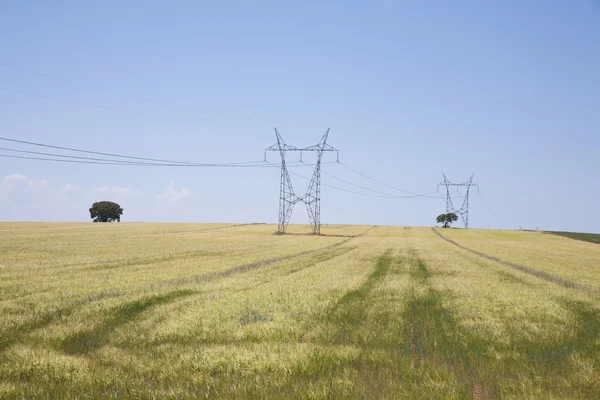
[438, 174, 478, 228]
[265, 128, 338, 235]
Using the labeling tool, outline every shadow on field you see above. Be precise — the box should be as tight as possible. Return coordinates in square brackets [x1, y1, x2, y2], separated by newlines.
[401, 263, 488, 398]
[262, 249, 493, 398]
[298, 250, 492, 398]
[282, 245, 358, 276]
[324, 250, 394, 345]
[508, 299, 600, 372]
[154, 230, 369, 290]
[0, 305, 77, 353]
[60, 289, 194, 355]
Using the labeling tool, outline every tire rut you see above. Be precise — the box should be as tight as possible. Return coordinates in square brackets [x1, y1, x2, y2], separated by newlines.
[405, 255, 489, 399]
[432, 228, 591, 292]
[1, 226, 376, 354]
[155, 226, 376, 290]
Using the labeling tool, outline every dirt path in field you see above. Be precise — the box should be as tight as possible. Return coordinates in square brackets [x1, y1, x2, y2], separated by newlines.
[432, 228, 591, 292]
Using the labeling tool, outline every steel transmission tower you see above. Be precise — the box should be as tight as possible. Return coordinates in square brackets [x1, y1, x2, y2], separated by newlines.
[438, 174, 478, 228]
[265, 128, 338, 235]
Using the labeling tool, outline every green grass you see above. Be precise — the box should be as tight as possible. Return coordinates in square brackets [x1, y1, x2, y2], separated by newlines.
[547, 230, 600, 244]
[0, 223, 599, 398]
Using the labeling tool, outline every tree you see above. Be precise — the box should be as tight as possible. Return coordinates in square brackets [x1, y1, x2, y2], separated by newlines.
[90, 201, 123, 222]
[436, 212, 458, 228]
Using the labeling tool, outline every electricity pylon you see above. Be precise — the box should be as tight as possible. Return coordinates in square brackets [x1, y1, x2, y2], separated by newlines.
[438, 174, 478, 228]
[265, 128, 338, 235]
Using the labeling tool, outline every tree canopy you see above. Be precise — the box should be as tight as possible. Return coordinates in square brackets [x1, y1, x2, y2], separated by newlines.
[89, 201, 123, 222]
[436, 212, 458, 228]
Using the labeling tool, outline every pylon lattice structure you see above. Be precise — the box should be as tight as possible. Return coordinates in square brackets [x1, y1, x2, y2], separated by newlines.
[265, 128, 338, 235]
[438, 174, 479, 228]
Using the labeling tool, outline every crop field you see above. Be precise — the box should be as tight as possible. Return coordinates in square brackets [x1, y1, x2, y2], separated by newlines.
[547, 231, 600, 245]
[1, 223, 599, 399]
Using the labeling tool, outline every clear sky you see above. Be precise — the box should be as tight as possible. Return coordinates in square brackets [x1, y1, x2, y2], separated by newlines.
[0, 1, 598, 232]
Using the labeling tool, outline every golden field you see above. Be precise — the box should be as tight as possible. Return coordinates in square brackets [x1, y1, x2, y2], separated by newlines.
[0, 223, 599, 399]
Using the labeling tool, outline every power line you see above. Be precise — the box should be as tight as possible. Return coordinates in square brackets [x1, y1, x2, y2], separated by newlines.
[0, 152, 320, 168]
[290, 168, 400, 198]
[0, 63, 273, 126]
[307, 163, 416, 198]
[0, 136, 264, 165]
[266, 161, 399, 199]
[337, 161, 439, 198]
[0, 150, 276, 167]
[0, 63, 152, 102]
[270, 159, 453, 201]
[0, 87, 204, 124]
[478, 192, 507, 229]
[0, 139, 334, 168]
[0, 153, 278, 167]
[0, 153, 151, 166]
[469, 207, 490, 229]
[0, 134, 460, 204]
[0, 146, 156, 164]
[0, 146, 467, 200]
[0, 132, 456, 204]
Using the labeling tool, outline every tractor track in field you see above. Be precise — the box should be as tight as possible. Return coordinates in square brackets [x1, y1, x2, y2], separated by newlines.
[155, 225, 377, 289]
[138, 223, 265, 236]
[165, 222, 264, 233]
[4, 226, 376, 307]
[432, 228, 591, 293]
[75, 225, 376, 302]
[283, 225, 378, 238]
[1, 223, 264, 282]
[1, 227, 376, 353]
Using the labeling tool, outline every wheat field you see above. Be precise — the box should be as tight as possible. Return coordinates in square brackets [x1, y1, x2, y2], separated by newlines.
[0, 223, 599, 399]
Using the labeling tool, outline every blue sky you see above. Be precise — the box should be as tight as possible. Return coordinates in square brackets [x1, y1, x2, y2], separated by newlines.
[0, 1, 598, 232]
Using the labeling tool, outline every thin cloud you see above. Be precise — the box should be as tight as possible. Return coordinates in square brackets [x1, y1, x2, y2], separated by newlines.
[156, 183, 194, 203]
[3, 173, 27, 182]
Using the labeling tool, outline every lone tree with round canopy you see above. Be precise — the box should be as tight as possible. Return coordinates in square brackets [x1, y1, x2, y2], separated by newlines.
[89, 201, 123, 222]
[436, 212, 458, 228]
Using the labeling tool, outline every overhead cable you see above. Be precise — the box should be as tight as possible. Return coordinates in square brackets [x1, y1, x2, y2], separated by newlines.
[478, 192, 507, 229]
[298, 162, 416, 199]
[0, 153, 277, 167]
[337, 161, 439, 198]
[0, 63, 272, 126]
[0, 136, 264, 166]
